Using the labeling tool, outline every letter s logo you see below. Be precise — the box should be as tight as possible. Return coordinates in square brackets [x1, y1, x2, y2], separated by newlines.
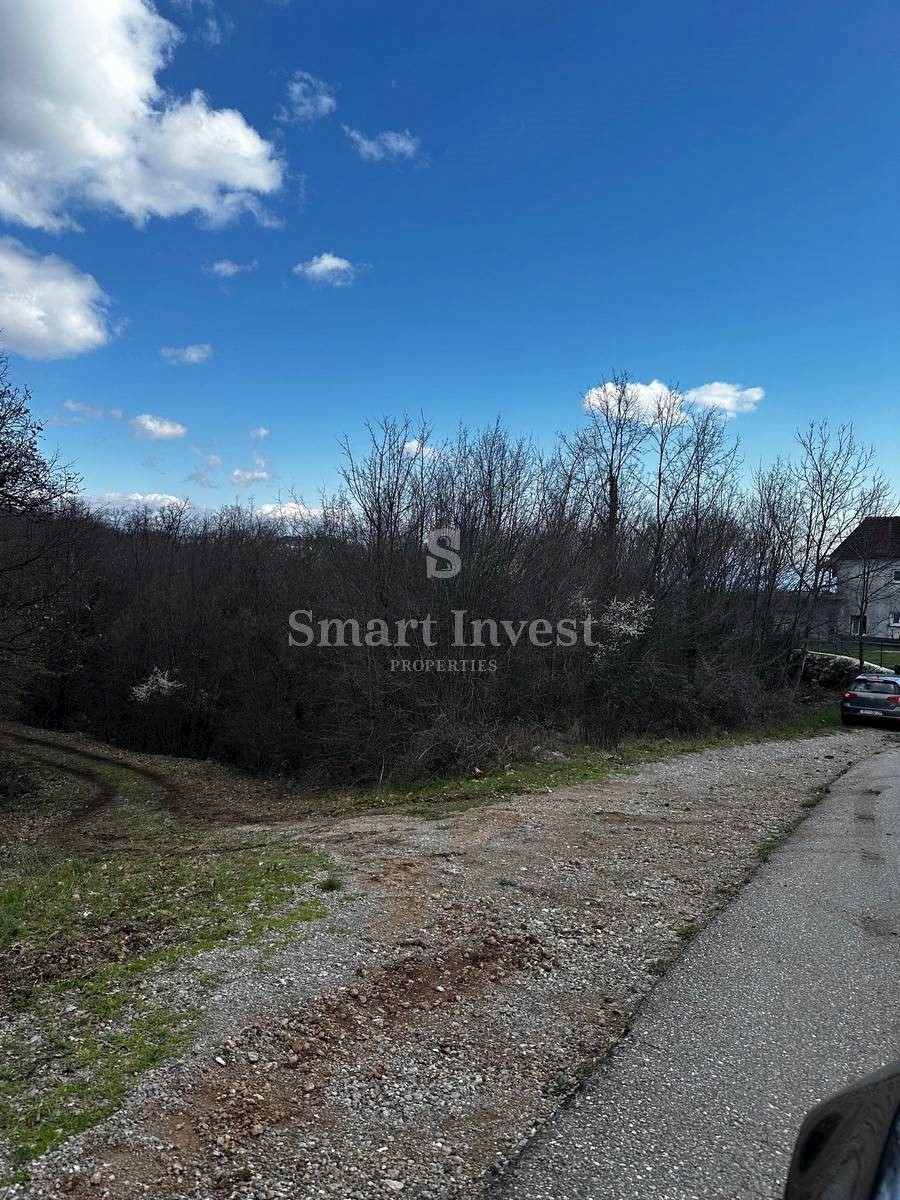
[426, 527, 461, 579]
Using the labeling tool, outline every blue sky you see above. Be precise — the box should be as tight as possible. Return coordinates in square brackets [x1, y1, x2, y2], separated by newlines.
[1, 0, 898, 509]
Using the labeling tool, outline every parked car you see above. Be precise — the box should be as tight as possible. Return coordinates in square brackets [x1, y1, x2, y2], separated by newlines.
[840, 674, 900, 726]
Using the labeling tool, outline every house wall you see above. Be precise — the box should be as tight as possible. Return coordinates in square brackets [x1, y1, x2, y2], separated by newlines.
[835, 559, 900, 637]
[769, 591, 841, 638]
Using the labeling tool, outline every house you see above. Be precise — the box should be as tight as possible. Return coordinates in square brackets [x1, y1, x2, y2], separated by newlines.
[831, 517, 900, 638]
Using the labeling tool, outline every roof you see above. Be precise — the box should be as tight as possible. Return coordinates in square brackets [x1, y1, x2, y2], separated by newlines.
[832, 516, 900, 560]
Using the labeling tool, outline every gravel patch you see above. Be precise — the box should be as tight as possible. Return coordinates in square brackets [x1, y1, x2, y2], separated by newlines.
[3, 727, 893, 1200]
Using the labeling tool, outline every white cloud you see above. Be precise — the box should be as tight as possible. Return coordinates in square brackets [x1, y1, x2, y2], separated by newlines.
[293, 252, 355, 287]
[583, 379, 674, 422]
[258, 501, 318, 520]
[197, 14, 233, 47]
[0, 237, 112, 360]
[63, 399, 95, 415]
[187, 448, 222, 487]
[683, 380, 764, 417]
[45, 399, 106, 426]
[403, 438, 439, 460]
[90, 490, 188, 510]
[204, 258, 257, 278]
[583, 378, 763, 422]
[230, 448, 272, 487]
[230, 467, 272, 487]
[250, 426, 270, 440]
[161, 343, 212, 365]
[343, 126, 420, 163]
[110, 407, 124, 420]
[278, 71, 336, 123]
[0, 0, 283, 232]
[131, 413, 188, 439]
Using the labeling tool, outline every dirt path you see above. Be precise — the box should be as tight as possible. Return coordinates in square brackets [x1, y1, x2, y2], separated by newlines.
[4, 725, 897, 1200]
[0, 727, 183, 819]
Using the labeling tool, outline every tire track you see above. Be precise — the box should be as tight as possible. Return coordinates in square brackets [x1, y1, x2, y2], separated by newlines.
[0, 726, 183, 814]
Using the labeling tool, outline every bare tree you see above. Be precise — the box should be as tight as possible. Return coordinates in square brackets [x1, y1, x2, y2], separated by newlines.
[785, 422, 890, 683]
[5, 361, 894, 782]
[0, 355, 84, 698]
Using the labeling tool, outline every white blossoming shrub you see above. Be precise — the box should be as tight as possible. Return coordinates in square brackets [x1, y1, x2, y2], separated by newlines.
[130, 668, 184, 703]
[591, 594, 654, 665]
[599, 593, 653, 643]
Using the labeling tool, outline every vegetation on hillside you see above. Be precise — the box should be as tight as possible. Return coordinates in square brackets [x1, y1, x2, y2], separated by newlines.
[0, 362, 891, 781]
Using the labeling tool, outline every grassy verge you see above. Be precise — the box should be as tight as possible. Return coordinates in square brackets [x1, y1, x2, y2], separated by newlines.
[366, 697, 847, 817]
[0, 754, 332, 1177]
[814, 643, 900, 670]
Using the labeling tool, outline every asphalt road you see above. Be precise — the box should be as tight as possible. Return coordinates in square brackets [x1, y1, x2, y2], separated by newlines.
[495, 740, 900, 1200]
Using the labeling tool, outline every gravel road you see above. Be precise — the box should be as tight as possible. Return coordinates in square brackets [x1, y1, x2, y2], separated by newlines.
[495, 743, 900, 1200]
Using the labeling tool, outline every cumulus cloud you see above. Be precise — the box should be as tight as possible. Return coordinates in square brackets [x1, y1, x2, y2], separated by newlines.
[258, 501, 318, 520]
[277, 71, 336, 123]
[583, 379, 675, 422]
[583, 378, 763, 422]
[160, 343, 212, 365]
[90, 491, 188, 510]
[230, 467, 271, 487]
[682, 380, 764, 417]
[293, 252, 355, 287]
[131, 413, 188, 440]
[0, 237, 113, 360]
[250, 426, 270, 440]
[342, 126, 420, 163]
[203, 259, 257, 278]
[403, 438, 439, 460]
[0, 0, 283, 232]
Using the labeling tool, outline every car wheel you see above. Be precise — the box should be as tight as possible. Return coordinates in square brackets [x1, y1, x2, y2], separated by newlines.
[840, 714, 854, 726]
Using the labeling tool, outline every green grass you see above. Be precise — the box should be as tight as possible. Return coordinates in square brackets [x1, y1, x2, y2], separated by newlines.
[814, 642, 900, 670]
[363, 698, 846, 818]
[0, 1008, 194, 1166]
[0, 753, 335, 1176]
[647, 957, 672, 976]
[0, 846, 329, 996]
[756, 753, 859, 862]
[756, 818, 803, 863]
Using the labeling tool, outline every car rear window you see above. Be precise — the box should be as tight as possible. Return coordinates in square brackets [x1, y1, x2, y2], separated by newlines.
[853, 679, 900, 694]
